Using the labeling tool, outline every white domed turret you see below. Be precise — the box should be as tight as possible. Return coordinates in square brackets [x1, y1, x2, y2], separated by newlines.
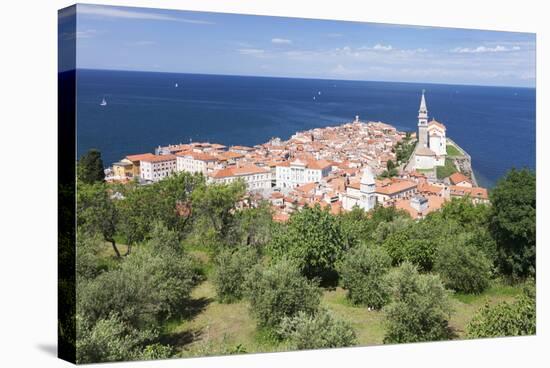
[359, 166, 377, 211]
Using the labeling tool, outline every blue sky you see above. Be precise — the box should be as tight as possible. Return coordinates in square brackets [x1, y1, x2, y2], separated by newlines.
[67, 4, 536, 87]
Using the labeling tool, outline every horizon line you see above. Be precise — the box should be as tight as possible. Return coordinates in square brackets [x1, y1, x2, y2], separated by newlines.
[65, 67, 536, 89]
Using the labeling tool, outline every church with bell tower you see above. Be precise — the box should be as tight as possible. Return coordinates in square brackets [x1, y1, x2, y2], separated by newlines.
[413, 90, 447, 170]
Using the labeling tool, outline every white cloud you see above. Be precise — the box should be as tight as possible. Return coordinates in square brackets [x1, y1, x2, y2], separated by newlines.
[372, 43, 393, 51]
[238, 48, 266, 55]
[451, 45, 521, 53]
[78, 5, 214, 24]
[271, 38, 292, 44]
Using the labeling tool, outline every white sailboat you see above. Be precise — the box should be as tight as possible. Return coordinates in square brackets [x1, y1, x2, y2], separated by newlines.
[100, 97, 107, 106]
[175, 83, 179, 88]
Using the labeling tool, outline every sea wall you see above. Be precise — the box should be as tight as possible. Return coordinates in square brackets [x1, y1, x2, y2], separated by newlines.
[447, 138, 478, 187]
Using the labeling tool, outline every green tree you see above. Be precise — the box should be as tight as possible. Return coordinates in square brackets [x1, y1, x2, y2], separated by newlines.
[117, 172, 204, 251]
[76, 313, 171, 363]
[77, 243, 196, 327]
[278, 309, 357, 349]
[78, 149, 105, 184]
[434, 236, 492, 294]
[270, 204, 346, 283]
[191, 180, 246, 242]
[212, 246, 259, 303]
[467, 281, 535, 338]
[230, 201, 274, 249]
[489, 168, 536, 278]
[383, 262, 453, 344]
[336, 245, 391, 308]
[77, 183, 120, 257]
[245, 259, 322, 331]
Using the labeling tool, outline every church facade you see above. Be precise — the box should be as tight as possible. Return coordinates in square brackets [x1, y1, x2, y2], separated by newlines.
[414, 91, 447, 169]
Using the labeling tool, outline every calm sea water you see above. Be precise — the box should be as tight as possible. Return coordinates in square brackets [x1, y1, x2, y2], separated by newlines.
[76, 69, 536, 188]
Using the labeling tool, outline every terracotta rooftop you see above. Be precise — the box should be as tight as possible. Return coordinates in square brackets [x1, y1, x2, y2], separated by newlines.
[210, 164, 269, 179]
[126, 153, 156, 162]
[449, 186, 488, 200]
[376, 179, 417, 195]
[449, 172, 472, 185]
[140, 154, 176, 163]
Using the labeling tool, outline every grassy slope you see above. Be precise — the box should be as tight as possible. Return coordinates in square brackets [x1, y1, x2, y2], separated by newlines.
[446, 144, 462, 157]
[161, 279, 522, 355]
[97, 242, 523, 352]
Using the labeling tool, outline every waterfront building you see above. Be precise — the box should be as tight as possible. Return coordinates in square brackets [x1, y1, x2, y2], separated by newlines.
[140, 154, 177, 182]
[208, 164, 271, 191]
[175, 151, 219, 175]
[112, 160, 133, 180]
[125, 153, 157, 177]
[275, 158, 332, 189]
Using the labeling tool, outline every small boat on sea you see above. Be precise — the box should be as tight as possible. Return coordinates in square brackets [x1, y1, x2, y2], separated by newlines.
[318, 91, 321, 95]
[175, 83, 179, 88]
[100, 97, 107, 106]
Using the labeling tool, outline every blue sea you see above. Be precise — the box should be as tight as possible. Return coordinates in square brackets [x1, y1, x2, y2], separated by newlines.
[76, 69, 536, 188]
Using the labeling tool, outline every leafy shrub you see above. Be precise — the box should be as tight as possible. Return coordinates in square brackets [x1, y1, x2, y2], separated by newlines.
[245, 259, 322, 331]
[270, 205, 346, 283]
[76, 313, 170, 363]
[212, 246, 259, 303]
[434, 237, 492, 294]
[77, 245, 196, 327]
[278, 309, 357, 349]
[383, 262, 453, 344]
[467, 281, 535, 338]
[336, 245, 391, 308]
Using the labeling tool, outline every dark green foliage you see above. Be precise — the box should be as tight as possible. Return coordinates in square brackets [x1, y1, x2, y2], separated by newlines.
[245, 259, 322, 331]
[383, 262, 453, 344]
[336, 245, 391, 308]
[76, 232, 107, 280]
[434, 236, 492, 293]
[78, 149, 105, 184]
[394, 138, 415, 164]
[77, 241, 196, 327]
[76, 313, 171, 364]
[117, 172, 204, 246]
[190, 180, 246, 242]
[270, 205, 346, 282]
[278, 309, 357, 349]
[212, 246, 259, 303]
[229, 201, 274, 249]
[467, 281, 536, 338]
[379, 168, 398, 178]
[439, 197, 491, 231]
[77, 182, 120, 256]
[489, 168, 536, 278]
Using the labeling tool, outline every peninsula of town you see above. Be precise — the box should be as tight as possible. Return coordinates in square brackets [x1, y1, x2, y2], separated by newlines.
[107, 91, 488, 221]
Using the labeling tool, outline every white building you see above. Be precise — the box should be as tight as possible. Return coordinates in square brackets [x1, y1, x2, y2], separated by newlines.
[176, 151, 219, 175]
[275, 158, 332, 189]
[209, 164, 271, 192]
[414, 91, 446, 169]
[342, 166, 377, 211]
[140, 155, 177, 182]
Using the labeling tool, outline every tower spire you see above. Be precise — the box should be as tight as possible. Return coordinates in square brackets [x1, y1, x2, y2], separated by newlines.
[417, 89, 429, 147]
[419, 89, 427, 116]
